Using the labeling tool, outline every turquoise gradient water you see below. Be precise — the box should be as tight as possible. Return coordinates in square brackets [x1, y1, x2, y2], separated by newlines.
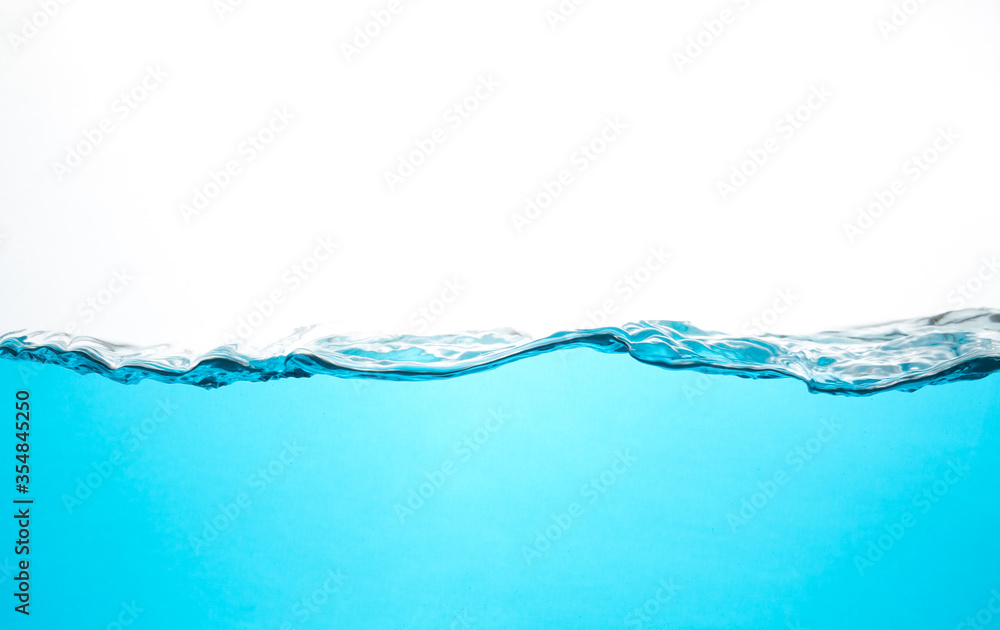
[0, 311, 1000, 630]
[1, 329, 999, 628]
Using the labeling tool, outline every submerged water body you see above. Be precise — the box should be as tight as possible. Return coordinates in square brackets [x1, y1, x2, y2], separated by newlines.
[2, 310, 999, 628]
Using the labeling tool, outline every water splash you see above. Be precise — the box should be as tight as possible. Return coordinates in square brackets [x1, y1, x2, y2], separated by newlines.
[1, 309, 999, 394]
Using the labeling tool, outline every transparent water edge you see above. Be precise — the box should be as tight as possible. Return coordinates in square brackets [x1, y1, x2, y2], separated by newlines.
[2, 308, 999, 394]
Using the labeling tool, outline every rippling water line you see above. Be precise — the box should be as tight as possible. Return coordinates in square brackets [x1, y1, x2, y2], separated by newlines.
[1, 309, 998, 394]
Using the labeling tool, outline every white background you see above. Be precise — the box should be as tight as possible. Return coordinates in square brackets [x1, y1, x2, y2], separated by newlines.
[1, 0, 998, 352]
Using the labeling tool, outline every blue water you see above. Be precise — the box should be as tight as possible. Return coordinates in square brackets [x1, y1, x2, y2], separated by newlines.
[2, 311, 1000, 628]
